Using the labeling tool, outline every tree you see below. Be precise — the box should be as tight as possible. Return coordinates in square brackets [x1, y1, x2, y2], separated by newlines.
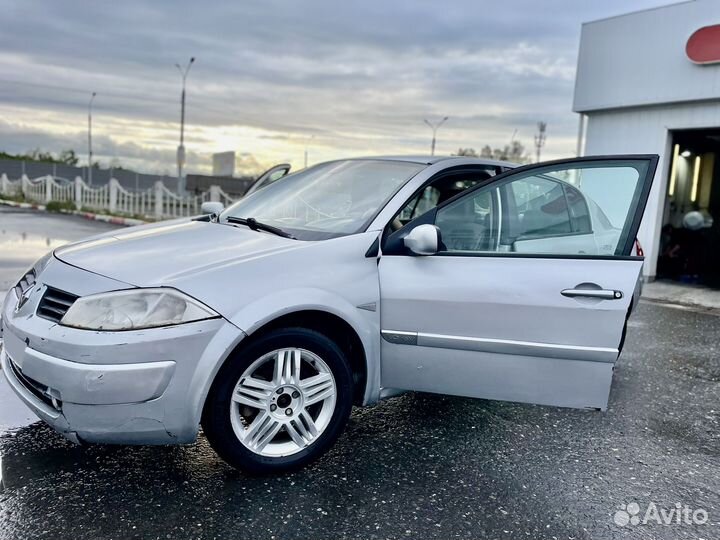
[479, 141, 531, 163]
[504, 141, 530, 163]
[57, 149, 79, 166]
[0, 148, 80, 165]
[479, 145, 494, 159]
[28, 149, 55, 162]
[453, 148, 479, 157]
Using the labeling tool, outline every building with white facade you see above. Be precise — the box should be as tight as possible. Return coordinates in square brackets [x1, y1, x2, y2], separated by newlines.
[212, 151, 236, 177]
[575, 0, 720, 285]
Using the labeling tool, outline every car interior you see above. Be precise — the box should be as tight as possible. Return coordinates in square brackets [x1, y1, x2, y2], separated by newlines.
[386, 167, 606, 255]
[435, 175, 594, 253]
[389, 167, 501, 232]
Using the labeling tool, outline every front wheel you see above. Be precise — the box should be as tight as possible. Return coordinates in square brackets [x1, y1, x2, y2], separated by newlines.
[202, 327, 353, 474]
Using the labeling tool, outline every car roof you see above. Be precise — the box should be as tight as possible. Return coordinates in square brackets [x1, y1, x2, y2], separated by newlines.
[348, 155, 518, 169]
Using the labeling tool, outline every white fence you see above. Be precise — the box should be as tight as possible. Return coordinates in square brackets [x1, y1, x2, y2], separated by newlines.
[0, 174, 238, 221]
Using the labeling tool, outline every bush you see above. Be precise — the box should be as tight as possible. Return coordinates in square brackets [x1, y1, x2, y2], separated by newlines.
[45, 200, 77, 213]
[0, 192, 26, 203]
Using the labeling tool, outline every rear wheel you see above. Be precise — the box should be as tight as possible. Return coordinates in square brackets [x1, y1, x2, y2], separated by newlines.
[202, 327, 353, 474]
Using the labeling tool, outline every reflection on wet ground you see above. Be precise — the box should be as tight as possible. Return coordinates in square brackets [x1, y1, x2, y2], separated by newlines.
[0, 229, 65, 289]
[0, 377, 36, 433]
[0, 302, 718, 539]
[0, 207, 119, 291]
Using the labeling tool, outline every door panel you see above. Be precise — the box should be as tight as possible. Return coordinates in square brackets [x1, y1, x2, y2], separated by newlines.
[382, 343, 614, 410]
[379, 256, 641, 409]
[378, 156, 658, 410]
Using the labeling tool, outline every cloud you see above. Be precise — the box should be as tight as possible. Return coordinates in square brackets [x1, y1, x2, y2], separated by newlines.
[0, 0, 675, 174]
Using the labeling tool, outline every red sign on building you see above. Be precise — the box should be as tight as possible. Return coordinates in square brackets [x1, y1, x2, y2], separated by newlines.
[687, 24, 720, 64]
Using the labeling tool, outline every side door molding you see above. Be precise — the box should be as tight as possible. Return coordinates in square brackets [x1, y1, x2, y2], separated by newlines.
[381, 330, 618, 363]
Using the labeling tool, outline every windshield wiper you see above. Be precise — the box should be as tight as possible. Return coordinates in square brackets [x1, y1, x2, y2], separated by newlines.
[225, 216, 296, 239]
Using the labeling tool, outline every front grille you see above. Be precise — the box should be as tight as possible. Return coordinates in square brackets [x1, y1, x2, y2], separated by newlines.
[7, 354, 61, 410]
[14, 268, 36, 300]
[37, 287, 78, 323]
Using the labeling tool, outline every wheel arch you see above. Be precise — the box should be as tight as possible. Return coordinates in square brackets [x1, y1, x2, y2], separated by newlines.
[198, 307, 372, 424]
[240, 310, 368, 405]
[191, 285, 379, 435]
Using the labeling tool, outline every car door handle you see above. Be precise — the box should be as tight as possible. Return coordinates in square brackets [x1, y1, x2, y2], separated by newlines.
[561, 288, 623, 300]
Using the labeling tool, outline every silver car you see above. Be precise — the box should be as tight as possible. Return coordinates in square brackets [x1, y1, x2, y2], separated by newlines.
[1, 154, 657, 473]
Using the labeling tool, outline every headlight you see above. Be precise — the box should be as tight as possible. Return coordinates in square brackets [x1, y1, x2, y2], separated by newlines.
[60, 288, 219, 331]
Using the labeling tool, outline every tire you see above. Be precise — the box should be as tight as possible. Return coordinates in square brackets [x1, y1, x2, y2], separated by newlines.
[202, 327, 353, 474]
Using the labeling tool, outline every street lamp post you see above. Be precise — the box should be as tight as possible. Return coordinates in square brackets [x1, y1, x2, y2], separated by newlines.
[88, 92, 96, 185]
[175, 57, 195, 194]
[424, 116, 448, 156]
[304, 135, 315, 168]
[534, 121, 547, 163]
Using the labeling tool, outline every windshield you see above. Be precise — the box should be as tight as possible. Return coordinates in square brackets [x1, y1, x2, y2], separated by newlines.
[221, 159, 425, 240]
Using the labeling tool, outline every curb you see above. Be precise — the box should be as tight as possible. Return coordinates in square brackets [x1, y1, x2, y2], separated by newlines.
[0, 199, 45, 211]
[0, 199, 147, 227]
[640, 295, 720, 315]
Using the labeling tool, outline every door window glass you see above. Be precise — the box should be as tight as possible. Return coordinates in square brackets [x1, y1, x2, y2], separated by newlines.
[565, 184, 592, 233]
[399, 185, 441, 222]
[511, 177, 571, 237]
[392, 167, 500, 230]
[435, 188, 501, 251]
[434, 161, 647, 256]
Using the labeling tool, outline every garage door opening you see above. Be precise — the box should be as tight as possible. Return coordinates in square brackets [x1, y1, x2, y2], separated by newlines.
[658, 129, 720, 286]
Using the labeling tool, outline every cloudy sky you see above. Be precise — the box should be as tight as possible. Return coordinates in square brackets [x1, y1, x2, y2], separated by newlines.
[0, 0, 676, 176]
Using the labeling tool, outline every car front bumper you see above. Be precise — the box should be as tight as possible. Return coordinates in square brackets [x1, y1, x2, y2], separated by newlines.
[1, 257, 246, 444]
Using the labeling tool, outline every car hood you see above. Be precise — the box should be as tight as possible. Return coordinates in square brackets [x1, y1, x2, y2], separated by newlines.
[54, 219, 303, 287]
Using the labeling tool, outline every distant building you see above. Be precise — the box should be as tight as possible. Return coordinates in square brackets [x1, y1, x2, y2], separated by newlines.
[186, 173, 253, 198]
[212, 151, 236, 177]
[574, 0, 720, 285]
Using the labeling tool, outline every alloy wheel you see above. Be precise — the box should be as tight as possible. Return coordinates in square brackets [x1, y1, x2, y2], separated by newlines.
[229, 348, 337, 457]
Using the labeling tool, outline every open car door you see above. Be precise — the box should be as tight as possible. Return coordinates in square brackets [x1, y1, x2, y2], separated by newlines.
[378, 155, 658, 410]
[244, 163, 291, 197]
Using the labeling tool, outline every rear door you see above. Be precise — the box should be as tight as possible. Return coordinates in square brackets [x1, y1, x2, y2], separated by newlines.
[378, 156, 658, 410]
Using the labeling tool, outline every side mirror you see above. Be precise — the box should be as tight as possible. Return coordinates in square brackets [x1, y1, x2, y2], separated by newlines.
[201, 202, 224, 215]
[403, 224, 440, 256]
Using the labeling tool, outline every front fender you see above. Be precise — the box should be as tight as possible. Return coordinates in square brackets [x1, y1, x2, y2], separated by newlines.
[228, 287, 381, 405]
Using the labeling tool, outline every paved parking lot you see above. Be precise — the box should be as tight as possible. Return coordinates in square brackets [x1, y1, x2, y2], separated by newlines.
[0, 207, 718, 539]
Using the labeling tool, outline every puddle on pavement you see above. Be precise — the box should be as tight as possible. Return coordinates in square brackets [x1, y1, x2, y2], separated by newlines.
[0, 228, 69, 261]
[0, 376, 39, 433]
[0, 228, 72, 290]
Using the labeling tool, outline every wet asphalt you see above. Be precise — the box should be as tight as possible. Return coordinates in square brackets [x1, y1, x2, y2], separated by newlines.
[0, 206, 718, 539]
[0, 206, 118, 292]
